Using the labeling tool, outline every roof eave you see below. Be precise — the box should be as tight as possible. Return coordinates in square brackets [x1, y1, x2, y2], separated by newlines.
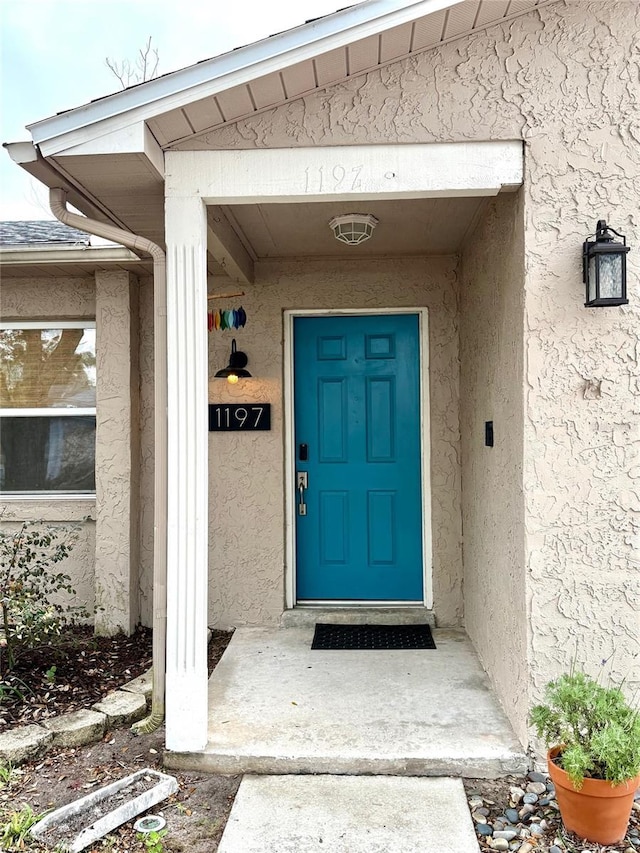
[0, 245, 147, 265]
[27, 0, 462, 155]
[4, 141, 136, 227]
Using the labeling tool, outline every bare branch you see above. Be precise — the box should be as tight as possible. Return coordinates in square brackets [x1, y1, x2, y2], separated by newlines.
[105, 37, 160, 89]
[105, 57, 133, 89]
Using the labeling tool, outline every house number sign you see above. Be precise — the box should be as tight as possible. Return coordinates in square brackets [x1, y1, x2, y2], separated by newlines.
[208, 403, 271, 431]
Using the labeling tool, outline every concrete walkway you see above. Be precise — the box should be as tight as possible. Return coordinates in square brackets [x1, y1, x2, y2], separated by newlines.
[166, 626, 526, 777]
[165, 625, 525, 852]
[217, 774, 479, 853]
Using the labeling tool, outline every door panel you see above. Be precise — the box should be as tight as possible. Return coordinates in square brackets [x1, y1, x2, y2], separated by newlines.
[294, 314, 423, 601]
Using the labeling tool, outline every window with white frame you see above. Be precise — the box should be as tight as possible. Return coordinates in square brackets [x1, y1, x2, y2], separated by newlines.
[0, 322, 96, 495]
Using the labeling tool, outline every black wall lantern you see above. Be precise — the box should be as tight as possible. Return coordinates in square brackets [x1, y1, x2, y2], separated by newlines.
[583, 220, 629, 307]
[214, 339, 251, 384]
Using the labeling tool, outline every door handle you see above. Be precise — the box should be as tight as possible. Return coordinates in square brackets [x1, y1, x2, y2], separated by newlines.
[297, 471, 308, 516]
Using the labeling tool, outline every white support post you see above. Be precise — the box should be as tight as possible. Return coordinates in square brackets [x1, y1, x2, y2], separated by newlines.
[164, 194, 209, 752]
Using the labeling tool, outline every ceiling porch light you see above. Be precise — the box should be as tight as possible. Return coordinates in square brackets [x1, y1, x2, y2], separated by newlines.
[329, 213, 378, 245]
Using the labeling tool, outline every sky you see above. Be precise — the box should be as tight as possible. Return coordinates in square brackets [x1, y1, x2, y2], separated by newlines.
[0, 0, 345, 220]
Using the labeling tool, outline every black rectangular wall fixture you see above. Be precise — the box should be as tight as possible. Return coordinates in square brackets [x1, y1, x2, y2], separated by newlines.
[209, 403, 271, 431]
[485, 421, 494, 447]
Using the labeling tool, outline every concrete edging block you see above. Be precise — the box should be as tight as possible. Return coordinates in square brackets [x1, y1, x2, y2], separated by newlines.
[0, 724, 53, 765]
[121, 669, 153, 704]
[43, 709, 107, 748]
[0, 668, 153, 768]
[92, 691, 147, 727]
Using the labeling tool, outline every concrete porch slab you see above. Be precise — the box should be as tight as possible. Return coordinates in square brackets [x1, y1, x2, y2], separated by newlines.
[165, 627, 527, 778]
[217, 775, 479, 853]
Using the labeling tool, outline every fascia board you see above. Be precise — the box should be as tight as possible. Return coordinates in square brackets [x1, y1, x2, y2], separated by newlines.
[57, 123, 164, 179]
[166, 141, 523, 202]
[4, 141, 126, 224]
[29, 0, 462, 155]
[0, 247, 145, 264]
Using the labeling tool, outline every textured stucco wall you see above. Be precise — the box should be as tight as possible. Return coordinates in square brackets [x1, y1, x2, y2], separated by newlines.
[0, 277, 97, 613]
[185, 0, 640, 740]
[137, 276, 155, 627]
[460, 192, 528, 745]
[94, 271, 141, 634]
[207, 257, 462, 629]
[516, 3, 640, 711]
[0, 502, 96, 617]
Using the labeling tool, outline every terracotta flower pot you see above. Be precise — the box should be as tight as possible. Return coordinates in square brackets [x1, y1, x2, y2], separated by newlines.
[548, 747, 640, 845]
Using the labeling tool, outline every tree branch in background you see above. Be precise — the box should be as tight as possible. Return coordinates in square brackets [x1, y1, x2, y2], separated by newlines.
[105, 36, 159, 89]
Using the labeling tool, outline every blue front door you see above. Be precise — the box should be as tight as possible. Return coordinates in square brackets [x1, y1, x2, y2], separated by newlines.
[294, 314, 423, 601]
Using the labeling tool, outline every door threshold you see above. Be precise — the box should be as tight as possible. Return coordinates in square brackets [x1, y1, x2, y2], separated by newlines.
[281, 605, 435, 628]
[297, 600, 423, 606]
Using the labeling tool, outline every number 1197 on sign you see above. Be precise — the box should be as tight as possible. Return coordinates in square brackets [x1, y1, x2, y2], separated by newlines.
[208, 403, 271, 431]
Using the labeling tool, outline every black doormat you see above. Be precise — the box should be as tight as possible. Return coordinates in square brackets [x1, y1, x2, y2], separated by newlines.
[311, 622, 436, 650]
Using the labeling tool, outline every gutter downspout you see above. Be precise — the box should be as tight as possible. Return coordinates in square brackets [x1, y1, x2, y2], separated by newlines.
[50, 187, 167, 734]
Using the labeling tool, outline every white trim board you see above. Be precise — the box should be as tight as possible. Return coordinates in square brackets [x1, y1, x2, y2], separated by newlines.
[0, 408, 96, 417]
[0, 493, 96, 501]
[284, 307, 433, 610]
[0, 321, 96, 329]
[166, 143, 523, 205]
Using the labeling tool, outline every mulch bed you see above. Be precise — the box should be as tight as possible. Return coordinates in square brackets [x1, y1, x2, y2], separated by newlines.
[208, 630, 233, 674]
[0, 627, 232, 734]
[0, 626, 153, 734]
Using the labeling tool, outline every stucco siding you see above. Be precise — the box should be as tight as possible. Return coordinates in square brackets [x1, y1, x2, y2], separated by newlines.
[138, 275, 155, 627]
[1, 276, 96, 613]
[179, 2, 636, 158]
[207, 256, 462, 629]
[525, 162, 640, 699]
[460, 192, 528, 745]
[1, 276, 95, 319]
[0, 501, 96, 618]
[94, 271, 141, 634]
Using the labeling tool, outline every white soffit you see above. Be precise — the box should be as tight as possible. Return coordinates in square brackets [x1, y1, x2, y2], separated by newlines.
[28, 0, 558, 157]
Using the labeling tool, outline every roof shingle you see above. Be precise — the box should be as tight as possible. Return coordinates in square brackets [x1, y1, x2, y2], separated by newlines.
[0, 221, 91, 247]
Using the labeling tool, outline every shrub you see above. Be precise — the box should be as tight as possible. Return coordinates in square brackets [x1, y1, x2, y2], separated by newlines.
[530, 670, 640, 788]
[0, 519, 88, 678]
[1, 803, 44, 849]
[137, 829, 168, 853]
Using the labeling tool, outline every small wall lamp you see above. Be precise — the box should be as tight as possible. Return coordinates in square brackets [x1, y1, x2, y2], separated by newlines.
[583, 220, 629, 307]
[214, 339, 251, 384]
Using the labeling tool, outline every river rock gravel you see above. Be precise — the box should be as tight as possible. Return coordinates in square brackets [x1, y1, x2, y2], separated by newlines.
[464, 774, 640, 853]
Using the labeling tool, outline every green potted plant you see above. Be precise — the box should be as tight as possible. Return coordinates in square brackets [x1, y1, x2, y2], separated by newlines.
[530, 669, 640, 845]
